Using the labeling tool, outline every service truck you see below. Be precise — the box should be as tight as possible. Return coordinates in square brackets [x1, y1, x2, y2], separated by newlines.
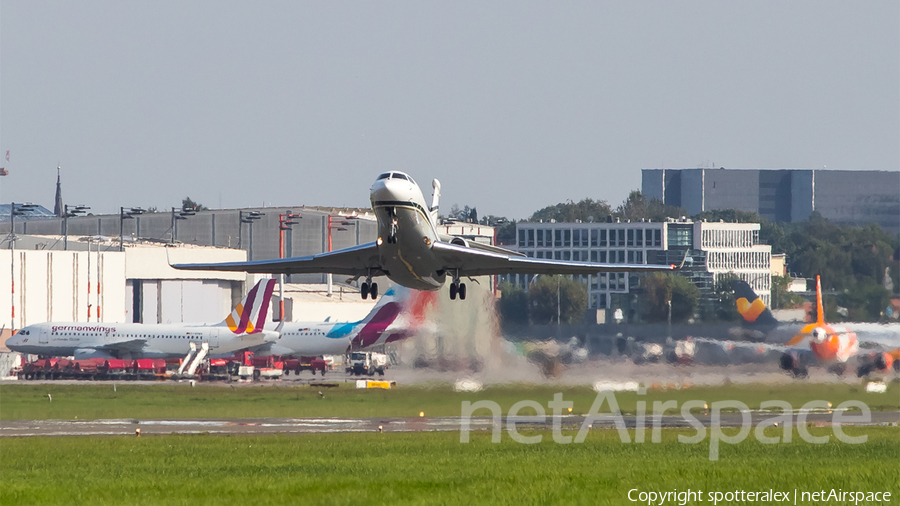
[347, 351, 387, 376]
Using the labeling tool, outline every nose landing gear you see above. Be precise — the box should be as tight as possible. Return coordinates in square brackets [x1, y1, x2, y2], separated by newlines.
[386, 208, 398, 244]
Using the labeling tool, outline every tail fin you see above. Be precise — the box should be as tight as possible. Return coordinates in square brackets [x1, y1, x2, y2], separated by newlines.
[220, 279, 276, 334]
[349, 286, 413, 348]
[730, 279, 778, 329]
[429, 179, 441, 226]
[814, 275, 826, 325]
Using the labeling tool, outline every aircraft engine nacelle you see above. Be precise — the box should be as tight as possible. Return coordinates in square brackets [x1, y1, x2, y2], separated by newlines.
[811, 327, 827, 342]
[73, 349, 117, 360]
[779, 352, 796, 371]
[449, 237, 470, 248]
[873, 352, 894, 371]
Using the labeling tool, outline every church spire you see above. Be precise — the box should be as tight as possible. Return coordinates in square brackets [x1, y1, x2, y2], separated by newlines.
[54, 165, 63, 217]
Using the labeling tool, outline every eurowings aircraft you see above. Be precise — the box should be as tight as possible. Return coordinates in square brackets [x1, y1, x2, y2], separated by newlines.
[172, 172, 680, 300]
[732, 276, 898, 377]
[7, 279, 278, 360]
[251, 286, 415, 357]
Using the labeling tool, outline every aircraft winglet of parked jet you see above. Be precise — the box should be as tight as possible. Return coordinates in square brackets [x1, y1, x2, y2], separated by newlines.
[172, 172, 682, 300]
[7, 279, 278, 359]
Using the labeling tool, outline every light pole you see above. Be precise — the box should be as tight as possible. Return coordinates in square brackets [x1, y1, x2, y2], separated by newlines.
[170, 206, 195, 244]
[9, 202, 37, 332]
[277, 210, 300, 320]
[119, 207, 144, 251]
[8, 202, 37, 248]
[239, 210, 264, 260]
[64, 204, 90, 251]
[326, 214, 357, 296]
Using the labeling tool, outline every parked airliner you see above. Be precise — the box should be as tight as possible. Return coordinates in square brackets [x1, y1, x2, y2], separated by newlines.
[250, 286, 414, 357]
[732, 276, 898, 377]
[7, 279, 278, 359]
[173, 173, 681, 300]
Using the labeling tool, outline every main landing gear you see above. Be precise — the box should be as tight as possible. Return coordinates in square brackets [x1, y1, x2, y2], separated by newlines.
[448, 270, 466, 301]
[361, 271, 378, 300]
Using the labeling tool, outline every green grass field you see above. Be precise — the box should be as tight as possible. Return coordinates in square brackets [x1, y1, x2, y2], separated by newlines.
[1, 381, 897, 420]
[2, 428, 897, 506]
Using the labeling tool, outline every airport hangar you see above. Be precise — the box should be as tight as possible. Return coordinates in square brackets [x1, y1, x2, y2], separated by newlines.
[0, 204, 495, 347]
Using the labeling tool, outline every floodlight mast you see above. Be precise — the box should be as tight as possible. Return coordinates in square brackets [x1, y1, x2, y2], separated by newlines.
[239, 210, 265, 260]
[64, 204, 90, 251]
[326, 214, 358, 296]
[8, 202, 37, 332]
[276, 210, 301, 320]
[119, 207, 143, 251]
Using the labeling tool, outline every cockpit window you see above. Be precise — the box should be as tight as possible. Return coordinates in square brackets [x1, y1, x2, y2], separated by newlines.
[377, 173, 391, 181]
[392, 173, 409, 181]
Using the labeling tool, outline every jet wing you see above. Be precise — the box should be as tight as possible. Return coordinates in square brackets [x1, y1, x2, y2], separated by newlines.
[172, 242, 384, 277]
[431, 241, 680, 277]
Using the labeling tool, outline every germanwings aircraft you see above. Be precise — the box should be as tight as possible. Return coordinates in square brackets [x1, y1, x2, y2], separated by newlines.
[251, 286, 416, 357]
[173, 172, 680, 300]
[733, 276, 897, 377]
[7, 279, 278, 360]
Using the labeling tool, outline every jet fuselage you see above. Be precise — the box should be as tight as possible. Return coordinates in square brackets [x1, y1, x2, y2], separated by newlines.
[370, 172, 446, 291]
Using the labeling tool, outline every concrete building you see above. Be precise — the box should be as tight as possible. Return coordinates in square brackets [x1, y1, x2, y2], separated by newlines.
[505, 219, 771, 320]
[0, 236, 248, 345]
[0, 206, 378, 284]
[642, 168, 900, 233]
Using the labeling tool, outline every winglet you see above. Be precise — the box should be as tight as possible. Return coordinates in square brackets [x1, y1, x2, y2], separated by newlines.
[672, 249, 691, 270]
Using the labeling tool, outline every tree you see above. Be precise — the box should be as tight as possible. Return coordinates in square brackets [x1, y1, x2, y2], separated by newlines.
[445, 204, 479, 223]
[693, 208, 764, 224]
[839, 281, 890, 322]
[527, 275, 588, 324]
[710, 272, 741, 322]
[529, 198, 612, 223]
[497, 282, 529, 326]
[616, 190, 686, 222]
[640, 273, 700, 323]
[771, 274, 804, 310]
[182, 197, 208, 212]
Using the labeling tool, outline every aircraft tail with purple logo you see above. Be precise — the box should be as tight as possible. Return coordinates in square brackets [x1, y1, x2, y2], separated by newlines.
[350, 286, 420, 348]
[218, 278, 276, 334]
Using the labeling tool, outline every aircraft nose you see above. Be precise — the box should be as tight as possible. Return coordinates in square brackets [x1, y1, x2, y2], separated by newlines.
[7, 331, 23, 347]
[371, 178, 405, 202]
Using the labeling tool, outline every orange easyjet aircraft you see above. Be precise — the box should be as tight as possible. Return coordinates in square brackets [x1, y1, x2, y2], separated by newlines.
[782, 275, 859, 373]
[733, 275, 897, 377]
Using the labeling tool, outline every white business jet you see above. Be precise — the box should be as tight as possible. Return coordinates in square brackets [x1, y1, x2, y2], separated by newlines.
[173, 173, 680, 300]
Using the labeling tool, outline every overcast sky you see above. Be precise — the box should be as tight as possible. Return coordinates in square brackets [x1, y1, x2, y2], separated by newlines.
[1, 1, 897, 219]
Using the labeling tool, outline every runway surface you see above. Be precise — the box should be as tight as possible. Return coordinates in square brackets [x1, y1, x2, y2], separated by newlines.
[2, 411, 897, 437]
